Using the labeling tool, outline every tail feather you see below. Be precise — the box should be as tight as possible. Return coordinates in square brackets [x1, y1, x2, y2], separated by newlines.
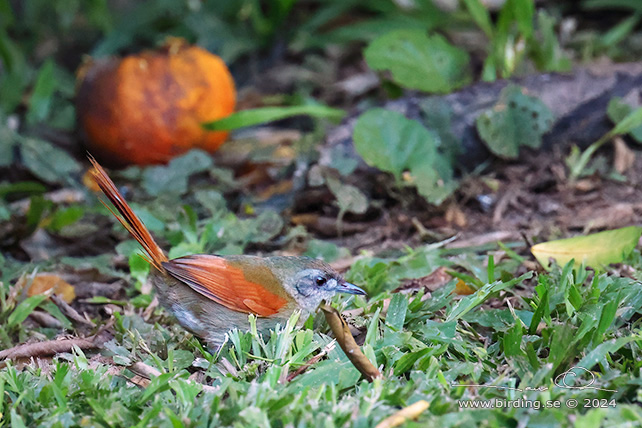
[88, 155, 167, 271]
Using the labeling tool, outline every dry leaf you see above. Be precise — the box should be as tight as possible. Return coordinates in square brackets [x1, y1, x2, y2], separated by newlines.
[320, 302, 382, 382]
[445, 203, 468, 227]
[375, 400, 430, 428]
[454, 279, 476, 295]
[82, 169, 101, 192]
[613, 137, 635, 174]
[23, 273, 76, 303]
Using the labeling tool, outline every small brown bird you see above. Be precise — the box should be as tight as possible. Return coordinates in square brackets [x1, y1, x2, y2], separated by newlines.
[89, 157, 365, 346]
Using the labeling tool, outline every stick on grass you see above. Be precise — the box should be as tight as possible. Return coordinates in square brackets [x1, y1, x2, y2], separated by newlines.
[320, 302, 382, 382]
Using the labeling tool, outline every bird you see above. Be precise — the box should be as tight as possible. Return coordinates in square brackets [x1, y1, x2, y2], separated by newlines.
[88, 156, 366, 347]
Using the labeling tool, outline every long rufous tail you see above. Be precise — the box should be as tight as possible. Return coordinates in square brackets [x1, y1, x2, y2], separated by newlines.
[88, 155, 167, 271]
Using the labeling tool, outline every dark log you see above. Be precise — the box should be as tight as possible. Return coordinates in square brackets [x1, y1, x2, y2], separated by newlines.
[321, 62, 642, 171]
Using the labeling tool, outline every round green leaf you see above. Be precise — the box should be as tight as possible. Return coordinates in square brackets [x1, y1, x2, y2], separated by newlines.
[365, 30, 471, 93]
[476, 85, 554, 159]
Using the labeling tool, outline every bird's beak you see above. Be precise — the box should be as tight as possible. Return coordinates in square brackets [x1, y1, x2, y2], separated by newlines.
[336, 281, 367, 296]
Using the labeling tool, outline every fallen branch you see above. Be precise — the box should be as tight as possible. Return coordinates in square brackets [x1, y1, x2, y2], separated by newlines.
[0, 337, 98, 360]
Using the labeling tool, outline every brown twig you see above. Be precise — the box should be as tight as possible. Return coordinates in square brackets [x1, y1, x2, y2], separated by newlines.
[0, 337, 99, 361]
[127, 361, 219, 393]
[286, 341, 336, 382]
[51, 294, 95, 327]
[320, 302, 382, 382]
[29, 310, 63, 329]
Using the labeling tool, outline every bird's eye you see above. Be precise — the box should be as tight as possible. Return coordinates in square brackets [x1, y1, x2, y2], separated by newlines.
[315, 276, 327, 286]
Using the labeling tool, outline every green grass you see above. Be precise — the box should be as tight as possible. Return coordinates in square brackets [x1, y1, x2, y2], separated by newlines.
[3, 1, 642, 426]
[3, 239, 642, 427]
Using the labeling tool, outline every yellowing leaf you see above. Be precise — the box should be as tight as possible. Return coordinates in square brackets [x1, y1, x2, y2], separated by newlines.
[454, 279, 476, 295]
[82, 169, 101, 192]
[22, 273, 76, 303]
[531, 226, 642, 270]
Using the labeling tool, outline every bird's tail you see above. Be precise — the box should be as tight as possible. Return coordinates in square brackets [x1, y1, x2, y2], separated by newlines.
[88, 155, 167, 271]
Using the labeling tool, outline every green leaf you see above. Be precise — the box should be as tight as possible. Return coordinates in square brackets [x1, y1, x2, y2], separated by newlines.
[511, 0, 535, 40]
[26, 195, 50, 231]
[354, 109, 435, 181]
[142, 149, 212, 196]
[249, 210, 284, 244]
[386, 293, 408, 331]
[195, 190, 227, 215]
[41, 301, 73, 330]
[595, 294, 619, 341]
[47, 206, 84, 232]
[0, 202, 8, 220]
[530, 10, 572, 72]
[10, 408, 28, 428]
[129, 252, 150, 285]
[446, 272, 533, 321]
[411, 165, 457, 207]
[461, 0, 493, 38]
[27, 60, 57, 124]
[599, 14, 640, 47]
[0, 121, 17, 167]
[138, 372, 176, 404]
[393, 348, 431, 376]
[364, 30, 471, 93]
[203, 105, 344, 131]
[326, 175, 368, 215]
[20, 138, 81, 184]
[608, 105, 642, 138]
[353, 108, 455, 204]
[576, 335, 639, 371]
[0, 181, 46, 198]
[503, 322, 524, 357]
[607, 97, 642, 143]
[569, 103, 642, 181]
[0, 30, 29, 114]
[531, 226, 642, 270]
[476, 85, 554, 159]
[7, 294, 48, 328]
[528, 281, 550, 335]
[303, 240, 350, 263]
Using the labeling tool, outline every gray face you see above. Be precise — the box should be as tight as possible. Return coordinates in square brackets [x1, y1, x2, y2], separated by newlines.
[287, 268, 366, 312]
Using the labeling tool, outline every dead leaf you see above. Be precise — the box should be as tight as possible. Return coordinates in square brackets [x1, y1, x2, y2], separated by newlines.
[83, 169, 101, 192]
[574, 178, 599, 193]
[256, 179, 293, 201]
[375, 400, 430, 428]
[320, 303, 382, 382]
[445, 203, 468, 227]
[583, 203, 635, 233]
[22, 273, 76, 303]
[613, 137, 635, 174]
[454, 279, 476, 295]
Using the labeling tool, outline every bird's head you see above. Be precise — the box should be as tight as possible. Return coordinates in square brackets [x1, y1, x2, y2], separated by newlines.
[268, 256, 366, 312]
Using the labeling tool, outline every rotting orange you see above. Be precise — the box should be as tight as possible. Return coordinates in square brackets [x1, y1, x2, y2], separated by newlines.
[76, 38, 236, 166]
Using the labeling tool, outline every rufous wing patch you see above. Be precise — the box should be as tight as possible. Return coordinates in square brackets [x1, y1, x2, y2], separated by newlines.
[162, 255, 289, 317]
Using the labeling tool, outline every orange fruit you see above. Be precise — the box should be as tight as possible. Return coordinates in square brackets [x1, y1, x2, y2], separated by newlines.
[76, 38, 236, 166]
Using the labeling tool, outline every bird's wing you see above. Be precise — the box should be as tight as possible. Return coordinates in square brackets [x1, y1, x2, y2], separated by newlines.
[162, 255, 290, 316]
